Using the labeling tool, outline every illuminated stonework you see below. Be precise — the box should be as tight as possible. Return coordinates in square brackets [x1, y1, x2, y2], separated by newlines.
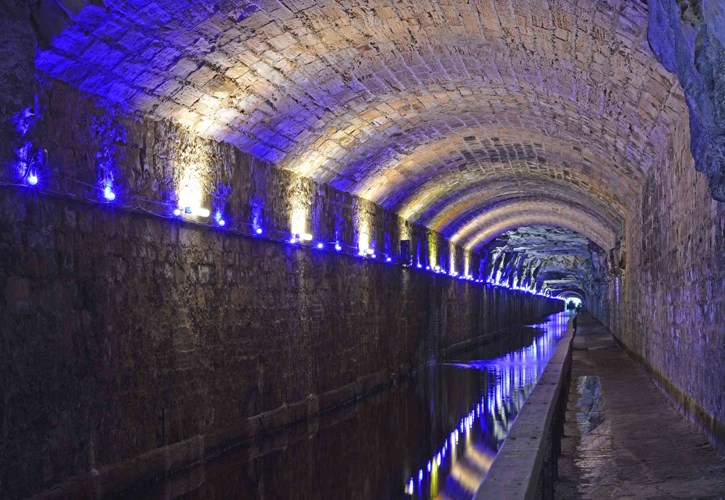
[34, 0, 689, 251]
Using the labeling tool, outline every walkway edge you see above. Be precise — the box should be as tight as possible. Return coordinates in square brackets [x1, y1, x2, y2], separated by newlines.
[474, 318, 575, 500]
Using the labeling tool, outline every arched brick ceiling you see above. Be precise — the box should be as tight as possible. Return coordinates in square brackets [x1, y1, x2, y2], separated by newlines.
[450, 200, 617, 251]
[369, 128, 629, 213]
[423, 179, 621, 239]
[351, 124, 635, 206]
[36, 0, 686, 251]
[416, 176, 622, 231]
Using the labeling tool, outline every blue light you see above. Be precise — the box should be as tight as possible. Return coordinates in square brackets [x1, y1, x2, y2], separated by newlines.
[173, 208, 182, 217]
[386, 257, 392, 262]
[218, 219, 226, 227]
[184, 206, 193, 214]
[370, 253, 376, 259]
[417, 263, 422, 269]
[418, 470, 423, 481]
[27, 174, 38, 186]
[103, 184, 116, 201]
[214, 211, 225, 227]
[335, 242, 342, 251]
[317, 242, 324, 249]
[290, 237, 298, 244]
[255, 227, 263, 235]
[427, 461, 431, 472]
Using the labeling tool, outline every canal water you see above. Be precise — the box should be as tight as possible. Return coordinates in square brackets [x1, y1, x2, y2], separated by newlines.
[130, 312, 570, 499]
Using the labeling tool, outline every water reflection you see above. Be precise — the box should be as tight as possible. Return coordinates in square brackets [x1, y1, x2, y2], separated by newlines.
[128, 313, 568, 500]
[405, 313, 568, 498]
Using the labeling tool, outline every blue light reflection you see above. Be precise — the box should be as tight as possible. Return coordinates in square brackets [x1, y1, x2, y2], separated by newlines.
[403, 313, 569, 498]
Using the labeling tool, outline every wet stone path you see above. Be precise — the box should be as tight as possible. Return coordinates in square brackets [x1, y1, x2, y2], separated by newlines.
[555, 314, 725, 499]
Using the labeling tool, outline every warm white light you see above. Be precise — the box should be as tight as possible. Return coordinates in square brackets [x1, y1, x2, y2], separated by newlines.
[182, 206, 210, 218]
[178, 173, 203, 211]
[290, 205, 309, 238]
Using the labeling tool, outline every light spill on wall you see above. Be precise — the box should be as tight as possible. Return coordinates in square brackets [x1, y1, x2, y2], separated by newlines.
[428, 232, 438, 269]
[449, 241, 457, 274]
[178, 168, 206, 211]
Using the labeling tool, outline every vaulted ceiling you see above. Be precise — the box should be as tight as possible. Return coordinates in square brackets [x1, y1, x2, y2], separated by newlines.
[34, 0, 688, 254]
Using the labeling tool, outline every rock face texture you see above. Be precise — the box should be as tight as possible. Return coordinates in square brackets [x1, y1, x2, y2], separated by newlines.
[482, 225, 605, 302]
[648, 0, 725, 200]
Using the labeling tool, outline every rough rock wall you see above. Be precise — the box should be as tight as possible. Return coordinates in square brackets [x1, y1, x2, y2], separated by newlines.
[0, 0, 36, 168]
[613, 104, 725, 444]
[648, 0, 725, 200]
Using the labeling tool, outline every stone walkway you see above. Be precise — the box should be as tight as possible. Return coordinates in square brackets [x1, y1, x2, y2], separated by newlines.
[555, 313, 725, 499]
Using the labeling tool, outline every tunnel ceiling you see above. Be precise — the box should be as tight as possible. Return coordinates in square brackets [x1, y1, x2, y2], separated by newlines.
[33, 0, 688, 251]
[483, 225, 604, 297]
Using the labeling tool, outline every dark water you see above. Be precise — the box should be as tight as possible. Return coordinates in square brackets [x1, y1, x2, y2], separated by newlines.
[129, 312, 570, 499]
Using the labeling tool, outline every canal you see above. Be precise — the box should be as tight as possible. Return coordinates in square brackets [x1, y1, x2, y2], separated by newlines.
[129, 312, 570, 499]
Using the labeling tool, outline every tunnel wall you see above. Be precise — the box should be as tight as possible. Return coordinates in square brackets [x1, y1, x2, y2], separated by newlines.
[609, 105, 725, 447]
[0, 187, 561, 498]
[0, 43, 560, 498]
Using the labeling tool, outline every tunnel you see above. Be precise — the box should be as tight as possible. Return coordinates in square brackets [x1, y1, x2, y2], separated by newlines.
[1, 0, 724, 498]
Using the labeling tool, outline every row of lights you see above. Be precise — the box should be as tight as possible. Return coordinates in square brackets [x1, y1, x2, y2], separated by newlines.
[16, 173, 560, 300]
[17, 173, 406, 263]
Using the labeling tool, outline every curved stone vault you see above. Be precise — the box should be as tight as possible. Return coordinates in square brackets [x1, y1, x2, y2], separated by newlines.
[29, 0, 719, 299]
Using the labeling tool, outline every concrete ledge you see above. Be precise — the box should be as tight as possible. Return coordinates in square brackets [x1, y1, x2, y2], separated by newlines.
[474, 320, 574, 500]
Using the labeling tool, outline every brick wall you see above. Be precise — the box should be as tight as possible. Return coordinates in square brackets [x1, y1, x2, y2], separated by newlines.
[0, 187, 560, 498]
[610, 112, 725, 446]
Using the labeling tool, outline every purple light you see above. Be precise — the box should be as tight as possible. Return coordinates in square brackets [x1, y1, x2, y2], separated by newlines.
[27, 174, 38, 186]
[103, 184, 116, 201]
[255, 227, 263, 235]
